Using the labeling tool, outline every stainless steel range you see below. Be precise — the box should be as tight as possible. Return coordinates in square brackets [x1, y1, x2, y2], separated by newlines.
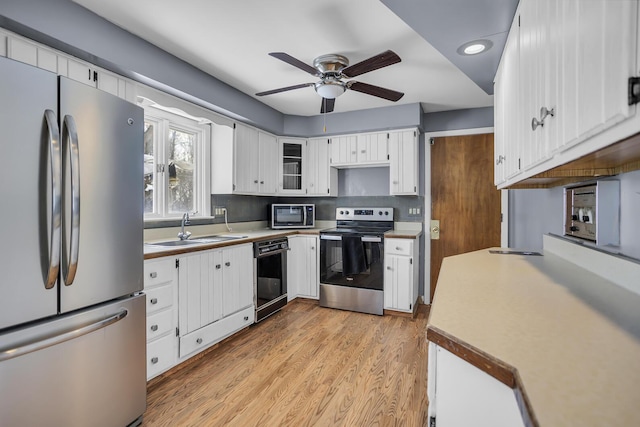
[319, 207, 394, 315]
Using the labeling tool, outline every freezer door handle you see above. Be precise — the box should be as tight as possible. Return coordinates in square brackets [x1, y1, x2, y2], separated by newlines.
[62, 115, 80, 286]
[0, 309, 128, 362]
[44, 109, 62, 289]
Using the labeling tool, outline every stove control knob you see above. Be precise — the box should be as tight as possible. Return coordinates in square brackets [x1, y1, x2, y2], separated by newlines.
[385, 211, 389, 216]
[339, 210, 344, 215]
[378, 211, 382, 215]
[280, 243, 287, 249]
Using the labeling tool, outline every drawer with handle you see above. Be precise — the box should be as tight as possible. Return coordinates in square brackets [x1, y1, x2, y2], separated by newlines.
[385, 238, 414, 256]
[144, 258, 174, 288]
[147, 333, 176, 380]
[146, 308, 173, 341]
[179, 306, 254, 358]
[145, 284, 173, 314]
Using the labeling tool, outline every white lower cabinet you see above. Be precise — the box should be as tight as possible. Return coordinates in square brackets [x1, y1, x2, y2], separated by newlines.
[144, 243, 254, 378]
[287, 235, 319, 299]
[428, 343, 525, 427]
[384, 237, 419, 313]
[177, 243, 254, 359]
[143, 257, 178, 380]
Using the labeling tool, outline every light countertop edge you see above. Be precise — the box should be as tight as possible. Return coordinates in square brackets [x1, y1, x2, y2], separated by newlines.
[427, 246, 640, 427]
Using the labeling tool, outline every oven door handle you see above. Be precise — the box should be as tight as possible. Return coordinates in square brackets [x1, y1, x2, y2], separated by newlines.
[320, 235, 382, 243]
[320, 234, 342, 241]
[255, 248, 290, 258]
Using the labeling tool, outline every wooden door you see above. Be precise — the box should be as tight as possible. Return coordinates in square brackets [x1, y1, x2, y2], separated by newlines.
[430, 134, 501, 301]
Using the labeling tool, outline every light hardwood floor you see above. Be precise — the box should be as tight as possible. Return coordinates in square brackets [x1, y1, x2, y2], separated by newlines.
[143, 300, 430, 426]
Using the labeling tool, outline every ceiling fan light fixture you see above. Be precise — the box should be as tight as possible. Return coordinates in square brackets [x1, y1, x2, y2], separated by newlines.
[315, 80, 346, 99]
[457, 39, 493, 56]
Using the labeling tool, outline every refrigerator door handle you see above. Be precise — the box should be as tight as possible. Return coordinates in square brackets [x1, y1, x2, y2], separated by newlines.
[44, 109, 61, 289]
[62, 115, 80, 286]
[0, 309, 128, 362]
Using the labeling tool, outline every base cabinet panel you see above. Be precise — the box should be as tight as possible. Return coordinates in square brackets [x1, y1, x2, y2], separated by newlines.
[384, 237, 419, 312]
[428, 343, 525, 427]
[179, 306, 254, 359]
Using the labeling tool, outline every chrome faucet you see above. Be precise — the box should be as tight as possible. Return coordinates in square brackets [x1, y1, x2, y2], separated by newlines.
[178, 212, 192, 240]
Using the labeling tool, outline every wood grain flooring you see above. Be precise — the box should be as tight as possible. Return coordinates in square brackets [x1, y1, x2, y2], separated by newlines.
[143, 300, 430, 426]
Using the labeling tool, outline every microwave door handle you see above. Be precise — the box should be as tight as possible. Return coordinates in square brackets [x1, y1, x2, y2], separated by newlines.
[44, 110, 61, 289]
[303, 208, 307, 226]
[62, 115, 80, 286]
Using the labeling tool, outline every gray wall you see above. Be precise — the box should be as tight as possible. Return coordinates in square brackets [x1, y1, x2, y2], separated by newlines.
[284, 103, 423, 137]
[423, 107, 494, 132]
[0, 0, 285, 133]
[508, 170, 640, 260]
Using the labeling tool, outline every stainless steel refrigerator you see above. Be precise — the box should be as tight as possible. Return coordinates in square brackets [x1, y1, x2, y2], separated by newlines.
[0, 56, 146, 426]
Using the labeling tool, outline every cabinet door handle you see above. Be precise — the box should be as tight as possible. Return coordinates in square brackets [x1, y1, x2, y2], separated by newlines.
[196, 338, 203, 344]
[260, 181, 264, 184]
[215, 264, 221, 269]
[254, 179, 258, 184]
[225, 262, 231, 267]
[149, 272, 157, 278]
[150, 298, 158, 305]
[150, 324, 158, 332]
[396, 247, 402, 251]
[496, 155, 505, 165]
[386, 266, 392, 270]
[531, 117, 543, 131]
[244, 316, 249, 321]
[151, 357, 158, 364]
[361, 150, 366, 153]
[310, 246, 315, 250]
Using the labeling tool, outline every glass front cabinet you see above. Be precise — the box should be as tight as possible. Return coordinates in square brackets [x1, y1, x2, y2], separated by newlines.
[279, 138, 306, 194]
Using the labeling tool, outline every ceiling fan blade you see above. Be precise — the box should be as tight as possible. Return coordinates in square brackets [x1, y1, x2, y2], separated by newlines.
[347, 81, 404, 102]
[255, 82, 315, 96]
[269, 52, 319, 76]
[320, 98, 335, 114]
[341, 50, 401, 78]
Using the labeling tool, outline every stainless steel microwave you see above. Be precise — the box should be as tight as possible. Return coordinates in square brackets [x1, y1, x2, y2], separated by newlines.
[271, 204, 315, 229]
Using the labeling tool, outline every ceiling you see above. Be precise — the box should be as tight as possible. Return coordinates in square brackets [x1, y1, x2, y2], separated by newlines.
[72, 0, 518, 117]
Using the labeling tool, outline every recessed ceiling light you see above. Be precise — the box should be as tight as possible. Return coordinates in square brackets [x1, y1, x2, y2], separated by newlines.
[457, 39, 493, 56]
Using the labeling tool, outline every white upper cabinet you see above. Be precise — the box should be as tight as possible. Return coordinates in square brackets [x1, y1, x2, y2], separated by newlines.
[494, 9, 521, 185]
[259, 132, 279, 195]
[278, 137, 306, 194]
[306, 137, 337, 196]
[495, 0, 639, 188]
[389, 129, 419, 195]
[330, 131, 389, 167]
[357, 132, 389, 163]
[2, 29, 136, 103]
[230, 123, 278, 195]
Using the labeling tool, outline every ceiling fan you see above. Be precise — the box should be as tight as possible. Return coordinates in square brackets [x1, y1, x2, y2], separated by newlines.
[255, 50, 404, 114]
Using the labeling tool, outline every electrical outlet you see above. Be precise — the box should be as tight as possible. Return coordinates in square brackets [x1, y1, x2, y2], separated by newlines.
[213, 207, 227, 216]
[416, 207, 421, 215]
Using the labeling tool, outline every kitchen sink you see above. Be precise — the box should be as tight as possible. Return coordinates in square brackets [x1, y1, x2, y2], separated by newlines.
[191, 235, 249, 243]
[146, 240, 202, 247]
[146, 235, 249, 247]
